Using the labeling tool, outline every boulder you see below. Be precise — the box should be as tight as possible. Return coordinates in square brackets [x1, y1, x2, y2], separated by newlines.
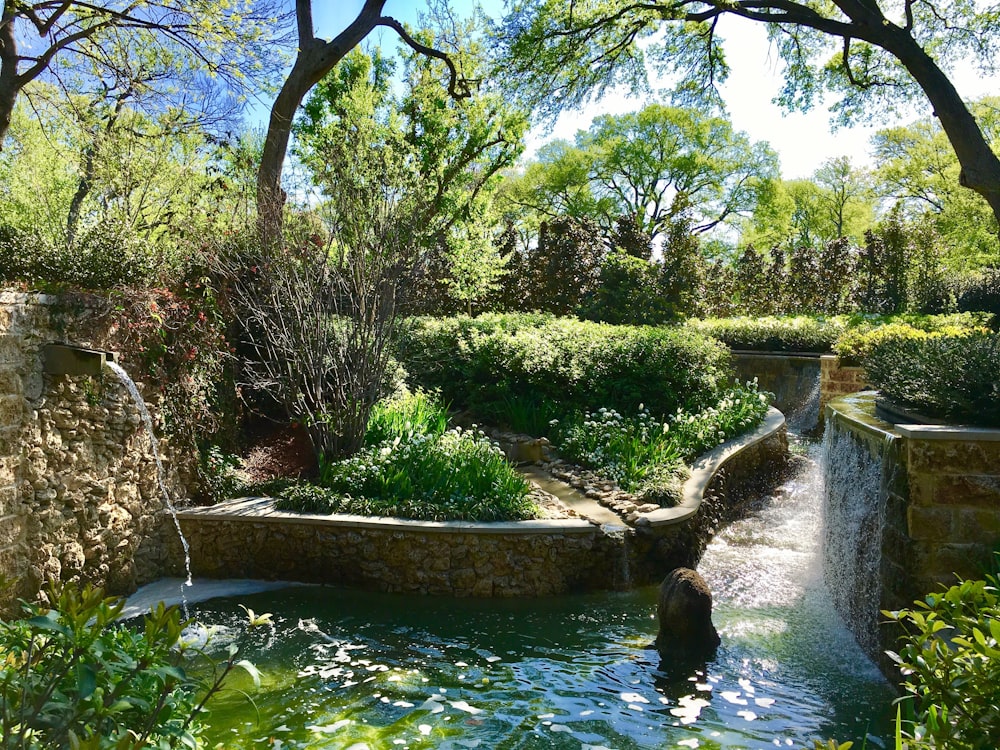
[654, 567, 721, 661]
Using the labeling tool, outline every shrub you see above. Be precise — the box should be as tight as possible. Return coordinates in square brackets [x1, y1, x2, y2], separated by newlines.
[863, 332, 1000, 427]
[884, 566, 1000, 749]
[833, 313, 992, 364]
[686, 316, 846, 353]
[0, 581, 261, 749]
[395, 314, 734, 430]
[957, 267, 1000, 319]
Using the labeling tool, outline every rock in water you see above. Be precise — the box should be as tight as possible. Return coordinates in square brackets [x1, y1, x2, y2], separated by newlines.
[655, 567, 721, 661]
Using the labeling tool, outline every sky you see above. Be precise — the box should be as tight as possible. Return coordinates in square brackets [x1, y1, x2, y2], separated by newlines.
[306, 1, 999, 180]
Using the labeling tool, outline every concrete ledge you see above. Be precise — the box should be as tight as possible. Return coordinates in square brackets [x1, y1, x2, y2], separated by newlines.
[641, 407, 786, 528]
[178, 496, 597, 535]
[895, 424, 1000, 442]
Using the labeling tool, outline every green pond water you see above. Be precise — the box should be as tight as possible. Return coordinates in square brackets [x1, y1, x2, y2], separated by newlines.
[129, 438, 896, 750]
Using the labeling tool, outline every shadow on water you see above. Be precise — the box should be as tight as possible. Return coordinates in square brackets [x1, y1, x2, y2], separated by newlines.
[130, 433, 895, 749]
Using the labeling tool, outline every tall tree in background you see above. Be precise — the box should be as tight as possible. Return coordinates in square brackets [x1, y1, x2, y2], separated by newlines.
[498, 0, 1000, 229]
[0, 1, 284, 148]
[257, 0, 473, 246]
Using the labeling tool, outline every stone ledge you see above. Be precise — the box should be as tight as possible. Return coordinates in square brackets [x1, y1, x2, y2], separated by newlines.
[640, 407, 786, 528]
[730, 351, 825, 360]
[895, 424, 1000, 442]
[177, 496, 598, 535]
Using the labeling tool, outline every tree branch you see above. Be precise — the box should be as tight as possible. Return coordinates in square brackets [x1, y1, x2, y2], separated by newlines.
[376, 16, 470, 99]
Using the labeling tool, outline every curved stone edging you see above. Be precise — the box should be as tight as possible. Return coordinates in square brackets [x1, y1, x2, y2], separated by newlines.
[160, 408, 789, 596]
[640, 407, 786, 528]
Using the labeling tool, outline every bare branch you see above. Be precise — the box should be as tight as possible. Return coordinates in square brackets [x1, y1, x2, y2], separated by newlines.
[376, 16, 470, 100]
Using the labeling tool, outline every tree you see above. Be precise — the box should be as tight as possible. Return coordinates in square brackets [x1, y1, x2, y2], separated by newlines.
[813, 156, 872, 241]
[256, 0, 473, 246]
[579, 104, 779, 239]
[0, 1, 283, 149]
[497, 0, 1000, 229]
[872, 97, 1000, 267]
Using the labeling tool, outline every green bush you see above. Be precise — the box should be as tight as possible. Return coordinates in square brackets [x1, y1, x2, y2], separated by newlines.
[0, 220, 159, 289]
[686, 316, 846, 353]
[0, 582, 261, 749]
[884, 566, 1000, 749]
[833, 313, 992, 364]
[395, 314, 734, 430]
[864, 332, 1000, 427]
[271, 391, 535, 522]
[957, 267, 1000, 319]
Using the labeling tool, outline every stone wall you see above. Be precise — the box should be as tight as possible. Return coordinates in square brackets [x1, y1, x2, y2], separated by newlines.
[825, 393, 1000, 668]
[819, 355, 868, 417]
[172, 410, 789, 596]
[731, 353, 820, 432]
[0, 291, 180, 611]
[172, 507, 614, 596]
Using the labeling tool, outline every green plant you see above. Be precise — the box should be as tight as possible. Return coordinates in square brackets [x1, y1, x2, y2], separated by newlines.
[553, 383, 770, 506]
[395, 314, 734, 425]
[884, 566, 1000, 749]
[686, 315, 846, 353]
[363, 390, 448, 447]
[0, 581, 264, 749]
[864, 332, 1000, 427]
[833, 312, 991, 364]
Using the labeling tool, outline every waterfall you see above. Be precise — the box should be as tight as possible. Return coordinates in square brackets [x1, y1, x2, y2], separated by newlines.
[106, 362, 193, 601]
[602, 524, 632, 589]
[821, 417, 895, 660]
[785, 372, 822, 435]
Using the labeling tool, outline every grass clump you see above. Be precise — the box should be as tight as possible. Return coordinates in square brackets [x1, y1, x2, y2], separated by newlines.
[272, 392, 536, 522]
[686, 315, 846, 353]
[864, 332, 1000, 427]
[554, 382, 770, 506]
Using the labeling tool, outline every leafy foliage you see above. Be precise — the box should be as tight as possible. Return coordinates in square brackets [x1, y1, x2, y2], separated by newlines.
[687, 316, 846, 353]
[270, 392, 535, 522]
[864, 332, 1000, 427]
[884, 567, 1000, 749]
[832, 313, 991, 364]
[0, 581, 261, 749]
[395, 314, 734, 427]
[554, 383, 769, 506]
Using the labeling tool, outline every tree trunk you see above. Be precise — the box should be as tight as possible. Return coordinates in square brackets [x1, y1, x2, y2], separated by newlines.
[255, 0, 388, 248]
[0, 7, 19, 148]
[878, 24, 1000, 228]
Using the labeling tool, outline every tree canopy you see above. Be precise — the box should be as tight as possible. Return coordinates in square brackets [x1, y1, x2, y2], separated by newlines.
[497, 0, 1000, 228]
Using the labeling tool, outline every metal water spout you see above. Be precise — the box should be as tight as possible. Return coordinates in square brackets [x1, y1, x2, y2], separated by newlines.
[42, 343, 118, 376]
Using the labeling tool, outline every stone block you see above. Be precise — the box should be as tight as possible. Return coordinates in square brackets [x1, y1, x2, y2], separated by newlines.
[956, 508, 1000, 543]
[931, 474, 1000, 508]
[0, 368, 21, 396]
[907, 506, 954, 541]
[0, 335, 21, 366]
[0, 396, 24, 427]
[907, 440, 1000, 475]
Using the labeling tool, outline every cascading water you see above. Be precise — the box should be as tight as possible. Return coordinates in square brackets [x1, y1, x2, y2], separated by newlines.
[821, 417, 894, 661]
[106, 362, 193, 598]
[785, 374, 822, 434]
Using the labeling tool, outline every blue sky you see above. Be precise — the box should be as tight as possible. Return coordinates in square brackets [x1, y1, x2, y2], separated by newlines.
[303, 1, 998, 179]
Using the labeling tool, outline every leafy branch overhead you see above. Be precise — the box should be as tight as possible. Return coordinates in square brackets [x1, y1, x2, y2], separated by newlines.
[496, 0, 1000, 227]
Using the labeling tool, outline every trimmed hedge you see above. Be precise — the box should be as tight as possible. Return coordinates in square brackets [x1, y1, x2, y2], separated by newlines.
[685, 316, 846, 353]
[865, 332, 1000, 427]
[834, 312, 993, 364]
[395, 314, 734, 430]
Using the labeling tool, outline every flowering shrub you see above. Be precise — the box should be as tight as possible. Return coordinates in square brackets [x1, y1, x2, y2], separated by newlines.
[555, 383, 770, 506]
[833, 313, 991, 364]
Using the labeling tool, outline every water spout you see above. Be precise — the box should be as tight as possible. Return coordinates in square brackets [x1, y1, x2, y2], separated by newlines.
[105, 362, 193, 602]
[43, 343, 118, 376]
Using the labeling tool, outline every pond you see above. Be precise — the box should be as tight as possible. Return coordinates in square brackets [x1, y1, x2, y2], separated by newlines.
[134, 436, 895, 749]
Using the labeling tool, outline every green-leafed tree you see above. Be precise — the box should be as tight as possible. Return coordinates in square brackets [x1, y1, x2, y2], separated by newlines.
[873, 97, 1000, 268]
[497, 0, 1000, 231]
[0, 1, 284, 149]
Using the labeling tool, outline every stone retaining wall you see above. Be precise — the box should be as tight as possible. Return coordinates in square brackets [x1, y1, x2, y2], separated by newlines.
[825, 392, 1000, 667]
[172, 410, 790, 596]
[0, 292, 180, 611]
[819, 355, 867, 417]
